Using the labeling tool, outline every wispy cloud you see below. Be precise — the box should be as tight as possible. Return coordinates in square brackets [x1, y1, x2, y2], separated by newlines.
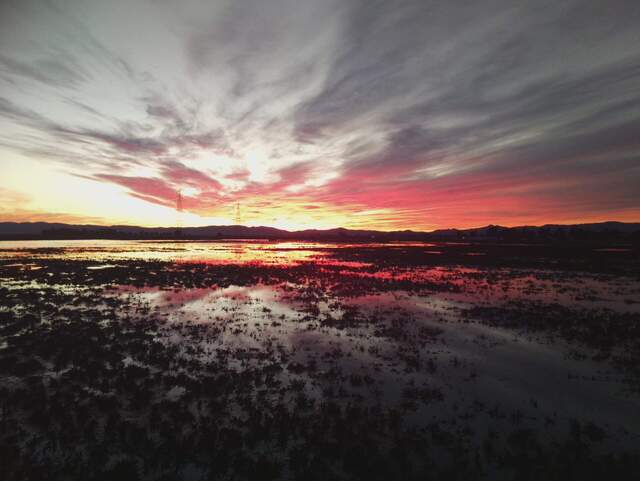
[0, 0, 639, 228]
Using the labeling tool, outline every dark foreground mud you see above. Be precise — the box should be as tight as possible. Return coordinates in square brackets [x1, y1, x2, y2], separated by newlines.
[1, 240, 639, 480]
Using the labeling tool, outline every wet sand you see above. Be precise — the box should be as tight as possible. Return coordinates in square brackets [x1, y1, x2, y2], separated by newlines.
[1, 240, 639, 480]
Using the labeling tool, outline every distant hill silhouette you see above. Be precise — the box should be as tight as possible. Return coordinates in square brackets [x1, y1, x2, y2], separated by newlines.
[431, 221, 640, 241]
[0, 221, 639, 242]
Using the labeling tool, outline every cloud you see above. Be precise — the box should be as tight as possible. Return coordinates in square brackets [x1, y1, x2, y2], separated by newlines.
[0, 187, 106, 224]
[0, 53, 90, 87]
[0, 0, 639, 228]
[92, 174, 177, 207]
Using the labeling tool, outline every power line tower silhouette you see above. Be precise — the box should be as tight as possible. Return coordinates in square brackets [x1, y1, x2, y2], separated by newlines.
[176, 190, 183, 236]
[234, 202, 241, 225]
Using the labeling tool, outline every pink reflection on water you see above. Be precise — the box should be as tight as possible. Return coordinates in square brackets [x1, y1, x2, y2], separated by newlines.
[0, 239, 438, 266]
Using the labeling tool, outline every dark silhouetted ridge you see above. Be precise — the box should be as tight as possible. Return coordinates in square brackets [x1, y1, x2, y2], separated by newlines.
[0, 221, 639, 242]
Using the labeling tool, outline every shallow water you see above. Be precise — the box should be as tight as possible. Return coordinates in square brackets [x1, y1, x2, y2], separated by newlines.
[1, 239, 639, 479]
[0, 239, 435, 265]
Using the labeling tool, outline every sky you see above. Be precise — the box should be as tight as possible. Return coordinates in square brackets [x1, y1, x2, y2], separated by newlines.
[1, 0, 639, 231]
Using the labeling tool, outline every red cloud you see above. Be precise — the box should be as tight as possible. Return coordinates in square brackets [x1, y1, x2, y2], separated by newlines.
[160, 161, 222, 191]
[95, 174, 177, 207]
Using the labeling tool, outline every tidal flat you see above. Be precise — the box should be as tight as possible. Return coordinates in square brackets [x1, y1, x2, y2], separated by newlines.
[1, 240, 639, 480]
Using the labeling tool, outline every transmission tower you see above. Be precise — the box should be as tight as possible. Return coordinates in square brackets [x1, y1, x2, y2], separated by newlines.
[176, 190, 184, 234]
[234, 202, 241, 225]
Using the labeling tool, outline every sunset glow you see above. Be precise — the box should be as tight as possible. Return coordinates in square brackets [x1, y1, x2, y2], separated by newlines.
[1, 0, 639, 230]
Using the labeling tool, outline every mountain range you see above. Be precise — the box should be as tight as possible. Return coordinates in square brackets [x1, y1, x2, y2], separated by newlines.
[0, 221, 639, 242]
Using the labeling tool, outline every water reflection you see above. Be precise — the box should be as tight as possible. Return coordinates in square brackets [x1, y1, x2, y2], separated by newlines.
[2, 239, 640, 478]
[108, 281, 640, 438]
[0, 239, 440, 266]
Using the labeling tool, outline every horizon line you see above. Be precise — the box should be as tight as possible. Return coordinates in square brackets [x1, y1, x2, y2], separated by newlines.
[2, 219, 639, 235]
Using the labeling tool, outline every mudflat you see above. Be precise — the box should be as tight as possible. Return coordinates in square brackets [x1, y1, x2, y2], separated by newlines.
[1, 240, 639, 480]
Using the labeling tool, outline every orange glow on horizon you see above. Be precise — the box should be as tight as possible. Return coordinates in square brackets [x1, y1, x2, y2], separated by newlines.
[1, 150, 639, 232]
